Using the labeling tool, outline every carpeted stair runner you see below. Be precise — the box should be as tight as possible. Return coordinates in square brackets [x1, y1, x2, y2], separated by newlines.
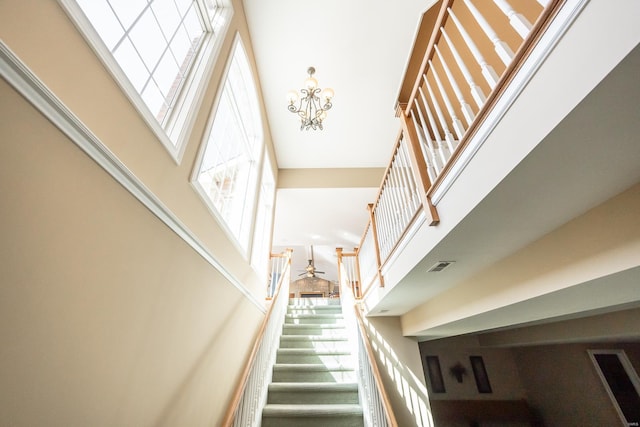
[262, 298, 364, 427]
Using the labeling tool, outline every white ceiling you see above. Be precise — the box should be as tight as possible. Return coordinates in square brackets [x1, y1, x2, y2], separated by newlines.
[243, 0, 437, 169]
[243, 0, 437, 280]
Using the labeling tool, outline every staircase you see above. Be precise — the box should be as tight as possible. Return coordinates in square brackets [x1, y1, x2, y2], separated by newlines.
[261, 298, 364, 427]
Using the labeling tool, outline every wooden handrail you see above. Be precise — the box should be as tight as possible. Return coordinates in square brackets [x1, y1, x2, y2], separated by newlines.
[405, 0, 454, 115]
[354, 304, 399, 427]
[371, 128, 404, 210]
[399, 108, 439, 225]
[220, 251, 291, 427]
[366, 203, 385, 288]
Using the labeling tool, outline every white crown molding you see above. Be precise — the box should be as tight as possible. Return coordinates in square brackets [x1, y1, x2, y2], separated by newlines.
[0, 41, 266, 313]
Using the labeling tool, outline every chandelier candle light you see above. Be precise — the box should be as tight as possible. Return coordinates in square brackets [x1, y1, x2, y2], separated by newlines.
[287, 66, 334, 130]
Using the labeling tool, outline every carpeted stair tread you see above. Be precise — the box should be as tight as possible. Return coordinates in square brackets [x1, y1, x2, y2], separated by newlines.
[273, 363, 354, 371]
[277, 348, 351, 355]
[285, 313, 343, 318]
[282, 324, 346, 332]
[261, 298, 365, 426]
[268, 382, 358, 392]
[280, 335, 349, 341]
[262, 403, 363, 417]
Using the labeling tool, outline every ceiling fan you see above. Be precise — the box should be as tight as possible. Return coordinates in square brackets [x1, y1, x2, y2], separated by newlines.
[298, 245, 325, 278]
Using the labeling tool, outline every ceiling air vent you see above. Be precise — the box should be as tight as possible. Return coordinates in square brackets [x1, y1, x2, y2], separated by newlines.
[428, 261, 454, 272]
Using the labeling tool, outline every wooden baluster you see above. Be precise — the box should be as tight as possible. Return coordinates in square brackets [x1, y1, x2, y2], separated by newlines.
[396, 140, 418, 213]
[411, 104, 443, 175]
[399, 139, 421, 214]
[382, 165, 398, 246]
[395, 144, 413, 222]
[372, 201, 385, 260]
[400, 108, 440, 226]
[391, 155, 406, 237]
[375, 197, 390, 258]
[418, 86, 450, 165]
[429, 59, 466, 140]
[410, 111, 439, 181]
[389, 152, 408, 225]
[380, 189, 394, 257]
[336, 247, 344, 294]
[424, 77, 457, 154]
[440, 27, 487, 108]
[462, 0, 514, 66]
[367, 203, 385, 287]
[434, 44, 475, 126]
[492, 0, 532, 39]
[448, 7, 500, 88]
[353, 247, 362, 298]
[387, 155, 403, 231]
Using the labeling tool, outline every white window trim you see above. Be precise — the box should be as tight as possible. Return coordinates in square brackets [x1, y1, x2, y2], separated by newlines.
[190, 33, 264, 259]
[57, 0, 233, 164]
[250, 153, 276, 275]
[588, 349, 640, 426]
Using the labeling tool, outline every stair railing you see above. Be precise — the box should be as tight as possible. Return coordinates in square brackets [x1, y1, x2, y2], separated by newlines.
[266, 249, 291, 298]
[360, 0, 564, 295]
[339, 259, 398, 427]
[399, 0, 554, 196]
[336, 247, 361, 298]
[221, 249, 292, 427]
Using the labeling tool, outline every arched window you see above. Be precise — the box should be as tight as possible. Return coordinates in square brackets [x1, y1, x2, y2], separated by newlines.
[193, 37, 264, 253]
[59, 0, 233, 160]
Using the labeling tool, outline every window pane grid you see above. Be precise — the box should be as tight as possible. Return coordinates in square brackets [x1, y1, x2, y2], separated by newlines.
[77, 0, 206, 126]
[195, 40, 263, 251]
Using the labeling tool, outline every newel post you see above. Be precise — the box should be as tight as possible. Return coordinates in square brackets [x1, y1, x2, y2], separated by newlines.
[398, 106, 440, 225]
[335, 247, 344, 289]
[367, 203, 386, 288]
[353, 247, 362, 299]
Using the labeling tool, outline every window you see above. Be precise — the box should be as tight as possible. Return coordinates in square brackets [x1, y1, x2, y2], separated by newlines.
[59, 0, 232, 160]
[589, 350, 640, 426]
[193, 37, 263, 253]
[251, 154, 275, 274]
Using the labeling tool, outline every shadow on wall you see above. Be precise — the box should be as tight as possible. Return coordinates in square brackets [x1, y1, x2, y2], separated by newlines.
[361, 317, 434, 427]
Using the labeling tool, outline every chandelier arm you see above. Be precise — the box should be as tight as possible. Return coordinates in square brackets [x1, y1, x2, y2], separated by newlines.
[287, 67, 333, 131]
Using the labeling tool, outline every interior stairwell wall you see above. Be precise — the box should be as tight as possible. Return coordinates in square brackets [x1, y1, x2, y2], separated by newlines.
[362, 316, 433, 427]
[0, 77, 263, 426]
[0, 0, 274, 425]
[512, 342, 640, 427]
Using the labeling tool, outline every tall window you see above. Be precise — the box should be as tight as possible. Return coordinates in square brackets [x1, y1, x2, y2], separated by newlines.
[60, 0, 232, 159]
[251, 154, 275, 274]
[193, 38, 263, 253]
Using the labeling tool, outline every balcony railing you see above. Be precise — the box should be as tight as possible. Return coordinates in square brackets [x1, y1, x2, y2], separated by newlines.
[350, 0, 564, 300]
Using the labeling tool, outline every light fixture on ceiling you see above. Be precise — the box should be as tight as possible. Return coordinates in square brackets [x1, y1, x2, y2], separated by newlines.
[287, 66, 334, 131]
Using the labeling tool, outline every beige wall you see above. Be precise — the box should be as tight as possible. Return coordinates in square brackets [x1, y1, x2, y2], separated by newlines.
[402, 183, 640, 337]
[513, 342, 640, 427]
[0, 0, 277, 297]
[418, 311, 640, 427]
[362, 316, 433, 427]
[0, 0, 275, 425]
[418, 336, 526, 401]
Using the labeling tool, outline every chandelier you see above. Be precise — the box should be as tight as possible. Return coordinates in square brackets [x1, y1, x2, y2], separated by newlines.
[287, 66, 334, 131]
